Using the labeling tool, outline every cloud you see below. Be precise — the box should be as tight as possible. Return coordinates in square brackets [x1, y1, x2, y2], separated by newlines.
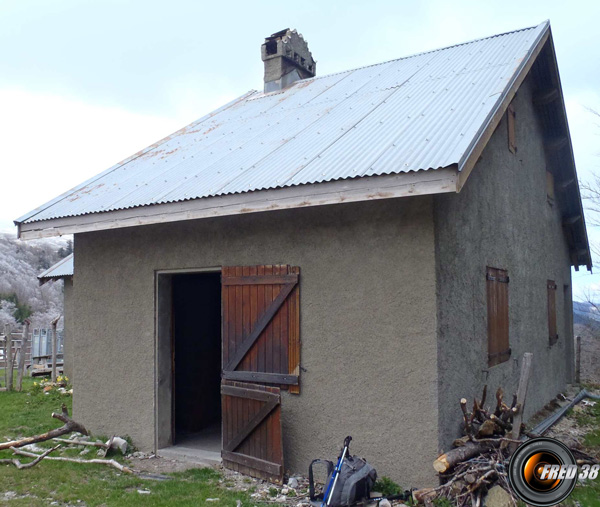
[1, 88, 183, 231]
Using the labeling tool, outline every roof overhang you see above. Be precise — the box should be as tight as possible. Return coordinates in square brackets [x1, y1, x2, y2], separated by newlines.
[37, 253, 74, 285]
[455, 24, 591, 271]
[17, 168, 459, 240]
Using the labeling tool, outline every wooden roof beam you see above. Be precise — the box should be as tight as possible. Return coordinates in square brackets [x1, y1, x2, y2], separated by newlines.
[533, 88, 559, 106]
[562, 214, 582, 227]
[545, 136, 568, 152]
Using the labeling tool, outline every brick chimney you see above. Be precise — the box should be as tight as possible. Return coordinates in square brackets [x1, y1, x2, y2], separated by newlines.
[261, 29, 316, 92]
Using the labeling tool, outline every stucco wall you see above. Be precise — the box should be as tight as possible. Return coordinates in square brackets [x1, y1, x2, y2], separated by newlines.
[72, 196, 439, 486]
[433, 74, 574, 452]
[63, 277, 74, 382]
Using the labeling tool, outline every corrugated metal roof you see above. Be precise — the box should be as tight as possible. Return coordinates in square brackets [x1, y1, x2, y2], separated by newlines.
[38, 254, 73, 282]
[17, 22, 549, 225]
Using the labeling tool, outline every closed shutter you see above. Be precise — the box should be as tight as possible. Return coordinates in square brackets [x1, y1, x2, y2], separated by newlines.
[548, 280, 558, 345]
[220, 265, 300, 481]
[508, 103, 517, 154]
[487, 267, 510, 366]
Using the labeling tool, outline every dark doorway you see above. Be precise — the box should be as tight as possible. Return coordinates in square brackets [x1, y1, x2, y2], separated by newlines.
[172, 272, 221, 448]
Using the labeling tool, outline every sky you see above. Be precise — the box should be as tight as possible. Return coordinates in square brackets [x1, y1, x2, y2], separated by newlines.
[1, 0, 599, 297]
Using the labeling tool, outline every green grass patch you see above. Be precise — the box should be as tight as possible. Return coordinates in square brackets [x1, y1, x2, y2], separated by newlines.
[0, 376, 267, 506]
[373, 476, 403, 497]
[562, 395, 600, 506]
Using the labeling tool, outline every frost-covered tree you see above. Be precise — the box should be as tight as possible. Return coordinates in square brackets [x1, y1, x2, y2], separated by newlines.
[0, 233, 68, 329]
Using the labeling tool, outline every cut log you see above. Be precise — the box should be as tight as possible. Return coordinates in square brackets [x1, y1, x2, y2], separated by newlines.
[0, 405, 88, 451]
[412, 488, 437, 504]
[433, 441, 501, 473]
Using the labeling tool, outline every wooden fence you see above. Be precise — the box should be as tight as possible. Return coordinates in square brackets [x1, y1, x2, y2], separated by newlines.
[0, 328, 64, 370]
[0, 332, 32, 369]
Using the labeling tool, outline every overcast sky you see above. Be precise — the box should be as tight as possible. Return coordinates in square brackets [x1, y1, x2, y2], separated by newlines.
[2, 0, 599, 296]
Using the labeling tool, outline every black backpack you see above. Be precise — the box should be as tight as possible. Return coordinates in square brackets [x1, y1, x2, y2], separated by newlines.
[309, 455, 377, 506]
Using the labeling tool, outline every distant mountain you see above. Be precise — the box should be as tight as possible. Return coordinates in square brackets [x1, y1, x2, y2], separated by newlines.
[573, 301, 600, 327]
[0, 233, 70, 329]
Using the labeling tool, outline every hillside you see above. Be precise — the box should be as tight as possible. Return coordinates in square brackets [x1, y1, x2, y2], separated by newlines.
[0, 232, 70, 329]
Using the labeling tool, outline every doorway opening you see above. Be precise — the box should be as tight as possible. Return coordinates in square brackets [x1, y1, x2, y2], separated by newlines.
[171, 272, 222, 452]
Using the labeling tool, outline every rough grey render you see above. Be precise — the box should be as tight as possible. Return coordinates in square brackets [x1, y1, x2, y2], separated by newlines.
[72, 196, 439, 486]
[433, 74, 574, 453]
[63, 277, 74, 382]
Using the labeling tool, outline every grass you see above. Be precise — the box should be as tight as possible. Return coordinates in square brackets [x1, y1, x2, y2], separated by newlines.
[561, 390, 600, 507]
[0, 371, 267, 506]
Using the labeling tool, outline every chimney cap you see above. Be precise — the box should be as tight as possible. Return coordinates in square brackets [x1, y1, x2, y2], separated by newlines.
[261, 28, 316, 92]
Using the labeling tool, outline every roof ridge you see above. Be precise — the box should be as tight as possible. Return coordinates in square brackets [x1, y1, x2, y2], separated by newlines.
[251, 21, 545, 96]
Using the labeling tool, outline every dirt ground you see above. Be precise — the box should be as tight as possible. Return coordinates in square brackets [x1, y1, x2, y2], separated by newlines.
[124, 452, 315, 505]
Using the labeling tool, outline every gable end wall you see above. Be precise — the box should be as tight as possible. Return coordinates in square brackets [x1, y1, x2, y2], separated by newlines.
[434, 73, 574, 452]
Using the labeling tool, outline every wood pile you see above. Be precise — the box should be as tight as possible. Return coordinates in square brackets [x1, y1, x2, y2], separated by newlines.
[412, 385, 523, 506]
[412, 353, 598, 506]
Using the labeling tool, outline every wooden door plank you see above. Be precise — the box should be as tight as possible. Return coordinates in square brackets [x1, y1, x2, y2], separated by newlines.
[272, 265, 282, 376]
[223, 371, 299, 384]
[224, 279, 297, 372]
[221, 450, 282, 476]
[224, 395, 279, 453]
[222, 274, 298, 285]
[289, 266, 301, 394]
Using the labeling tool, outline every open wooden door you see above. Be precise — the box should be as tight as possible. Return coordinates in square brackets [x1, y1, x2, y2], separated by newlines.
[221, 381, 283, 481]
[221, 265, 300, 481]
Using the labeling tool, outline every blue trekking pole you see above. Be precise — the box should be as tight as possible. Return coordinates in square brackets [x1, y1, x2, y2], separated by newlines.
[321, 436, 352, 507]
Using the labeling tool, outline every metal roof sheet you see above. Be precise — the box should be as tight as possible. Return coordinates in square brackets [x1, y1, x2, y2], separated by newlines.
[17, 22, 549, 224]
[38, 254, 74, 282]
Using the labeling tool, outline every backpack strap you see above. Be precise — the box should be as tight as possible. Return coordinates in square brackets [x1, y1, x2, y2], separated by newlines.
[309, 459, 334, 501]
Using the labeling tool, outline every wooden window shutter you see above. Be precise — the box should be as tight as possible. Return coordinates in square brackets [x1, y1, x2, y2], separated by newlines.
[487, 267, 510, 366]
[221, 265, 300, 392]
[507, 103, 517, 154]
[548, 280, 558, 346]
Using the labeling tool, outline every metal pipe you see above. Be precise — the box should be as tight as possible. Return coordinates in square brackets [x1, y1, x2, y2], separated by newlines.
[531, 390, 600, 436]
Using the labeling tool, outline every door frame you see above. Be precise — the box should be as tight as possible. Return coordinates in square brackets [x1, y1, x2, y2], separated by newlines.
[154, 266, 222, 451]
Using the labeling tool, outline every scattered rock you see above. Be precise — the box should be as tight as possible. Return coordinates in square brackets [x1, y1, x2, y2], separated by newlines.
[107, 436, 128, 454]
[281, 487, 289, 494]
[236, 500, 242, 507]
[4, 492, 17, 500]
[484, 485, 513, 507]
[79, 448, 90, 456]
[287, 477, 299, 489]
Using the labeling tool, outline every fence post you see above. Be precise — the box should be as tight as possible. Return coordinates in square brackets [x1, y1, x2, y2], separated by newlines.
[16, 320, 30, 392]
[575, 335, 581, 384]
[4, 324, 13, 391]
[51, 316, 60, 382]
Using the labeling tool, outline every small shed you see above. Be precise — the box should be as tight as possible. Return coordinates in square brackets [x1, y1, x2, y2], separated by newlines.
[38, 254, 73, 380]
